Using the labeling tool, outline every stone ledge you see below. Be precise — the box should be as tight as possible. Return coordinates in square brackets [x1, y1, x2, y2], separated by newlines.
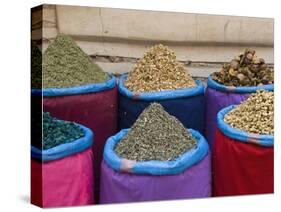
[56, 5, 273, 46]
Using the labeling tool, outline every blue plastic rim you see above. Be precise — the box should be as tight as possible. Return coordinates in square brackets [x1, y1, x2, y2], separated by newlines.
[31, 74, 116, 97]
[31, 123, 94, 162]
[103, 128, 209, 176]
[207, 76, 274, 93]
[118, 73, 205, 101]
[217, 105, 274, 147]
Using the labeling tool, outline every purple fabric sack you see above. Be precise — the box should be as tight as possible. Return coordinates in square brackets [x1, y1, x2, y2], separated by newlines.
[205, 87, 249, 147]
[100, 153, 211, 204]
[205, 77, 273, 147]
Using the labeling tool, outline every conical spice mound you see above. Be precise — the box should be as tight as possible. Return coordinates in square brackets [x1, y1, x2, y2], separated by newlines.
[42, 34, 109, 88]
[125, 44, 196, 92]
[115, 103, 197, 161]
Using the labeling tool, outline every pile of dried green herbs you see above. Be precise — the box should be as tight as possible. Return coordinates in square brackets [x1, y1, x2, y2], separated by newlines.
[31, 41, 42, 89]
[42, 34, 109, 88]
[125, 44, 196, 92]
[224, 90, 274, 135]
[115, 103, 197, 161]
[42, 112, 85, 150]
[211, 48, 274, 86]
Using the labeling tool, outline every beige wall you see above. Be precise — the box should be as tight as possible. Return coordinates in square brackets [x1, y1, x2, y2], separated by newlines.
[31, 4, 274, 78]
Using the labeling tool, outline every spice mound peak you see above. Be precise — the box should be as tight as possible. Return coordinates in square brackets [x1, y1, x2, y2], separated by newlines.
[43, 33, 109, 88]
[125, 44, 196, 92]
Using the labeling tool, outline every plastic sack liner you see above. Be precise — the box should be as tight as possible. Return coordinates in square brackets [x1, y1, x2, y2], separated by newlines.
[32, 74, 116, 97]
[100, 128, 211, 203]
[213, 105, 274, 196]
[31, 124, 94, 208]
[31, 123, 93, 161]
[118, 74, 205, 134]
[119, 74, 204, 101]
[207, 76, 274, 93]
[205, 76, 274, 147]
[31, 74, 118, 203]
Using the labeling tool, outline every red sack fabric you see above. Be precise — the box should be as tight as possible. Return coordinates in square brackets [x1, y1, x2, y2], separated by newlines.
[43, 86, 118, 202]
[31, 148, 94, 208]
[213, 129, 274, 196]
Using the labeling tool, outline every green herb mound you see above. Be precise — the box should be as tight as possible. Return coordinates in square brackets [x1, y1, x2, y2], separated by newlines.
[31, 41, 42, 89]
[115, 103, 197, 161]
[43, 34, 109, 88]
[43, 112, 85, 150]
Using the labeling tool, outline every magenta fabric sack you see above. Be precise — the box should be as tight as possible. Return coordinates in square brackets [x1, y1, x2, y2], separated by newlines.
[31, 125, 94, 208]
[100, 129, 211, 204]
[205, 76, 273, 147]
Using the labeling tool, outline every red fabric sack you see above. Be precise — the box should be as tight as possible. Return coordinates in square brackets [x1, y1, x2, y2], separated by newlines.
[32, 75, 118, 203]
[213, 106, 274, 196]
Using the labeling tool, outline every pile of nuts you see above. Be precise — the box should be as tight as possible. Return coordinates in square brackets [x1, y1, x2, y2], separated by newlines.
[224, 90, 274, 135]
[211, 48, 274, 86]
[125, 44, 196, 92]
[115, 103, 197, 161]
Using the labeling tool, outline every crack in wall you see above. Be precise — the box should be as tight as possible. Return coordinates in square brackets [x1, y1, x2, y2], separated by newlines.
[90, 55, 274, 67]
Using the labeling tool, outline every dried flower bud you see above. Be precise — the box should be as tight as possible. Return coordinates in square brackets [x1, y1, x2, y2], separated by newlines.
[125, 44, 196, 92]
[224, 90, 274, 135]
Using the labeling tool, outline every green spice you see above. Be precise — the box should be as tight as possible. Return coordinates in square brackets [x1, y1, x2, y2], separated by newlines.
[42, 34, 109, 88]
[211, 48, 274, 86]
[31, 41, 42, 89]
[42, 112, 85, 150]
[115, 103, 197, 161]
[224, 90, 274, 135]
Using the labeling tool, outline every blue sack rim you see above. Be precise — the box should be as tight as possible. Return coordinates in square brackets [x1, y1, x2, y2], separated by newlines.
[31, 124, 94, 162]
[118, 73, 205, 101]
[103, 128, 209, 175]
[31, 74, 116, 97]
[217, 105, 273, 147]
[207, 76, 274, 93]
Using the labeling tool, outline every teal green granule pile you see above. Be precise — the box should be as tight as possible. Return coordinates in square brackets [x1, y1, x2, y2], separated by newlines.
[42, 112, 85, 150]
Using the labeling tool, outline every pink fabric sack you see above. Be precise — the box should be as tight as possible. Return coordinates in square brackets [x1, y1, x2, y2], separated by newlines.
[31, 124, 94, 208]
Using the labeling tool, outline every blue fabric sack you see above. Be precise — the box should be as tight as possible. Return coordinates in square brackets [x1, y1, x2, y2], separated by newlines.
[118, 74, 206, 134]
